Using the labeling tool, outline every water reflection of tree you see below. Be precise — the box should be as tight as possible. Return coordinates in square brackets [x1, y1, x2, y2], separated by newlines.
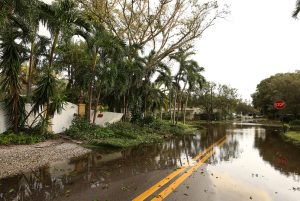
[0, 156, 90, 201]
[206, 124, 241, 165]
[0, 124, 241, 201]
[254, 129, 300, 180]
[0, 168, 63, 201]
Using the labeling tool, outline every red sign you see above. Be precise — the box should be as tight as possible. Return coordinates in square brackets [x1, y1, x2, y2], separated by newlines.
[274, 100, 286, 109]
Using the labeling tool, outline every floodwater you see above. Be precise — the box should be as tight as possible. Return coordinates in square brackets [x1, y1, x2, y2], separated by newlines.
[0, 123, 300, 201]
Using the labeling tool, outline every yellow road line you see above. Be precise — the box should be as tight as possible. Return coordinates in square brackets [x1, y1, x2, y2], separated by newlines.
[192, 136, 226, 160]
[151, 151, 214, 201]
[132, 136, 226, 201]
[132, 166, 187, 201]
[151, 138, 227, 201]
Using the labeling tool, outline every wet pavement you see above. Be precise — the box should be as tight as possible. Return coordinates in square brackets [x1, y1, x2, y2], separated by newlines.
[0, 123, 300, 201]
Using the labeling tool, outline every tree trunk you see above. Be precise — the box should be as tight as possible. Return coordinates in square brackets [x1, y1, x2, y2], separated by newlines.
[93, 87, 101, 123]
[26, 41, 35, 102]
[49, 32, 59, 69]
[144, 95, 147, 117]
[183, 92, 189, 124]
[87, 54, 98, 123]
[176, 82, 187, 124]
[173, 91, 177, 125]
[169, 91, 172, 121]
[176, 92, 181, 125]
[123, 95, 126, 114]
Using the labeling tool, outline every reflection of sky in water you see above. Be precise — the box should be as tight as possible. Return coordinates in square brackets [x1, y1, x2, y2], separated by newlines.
[208, 126, 300, 201]
[1, 124, 300, 201]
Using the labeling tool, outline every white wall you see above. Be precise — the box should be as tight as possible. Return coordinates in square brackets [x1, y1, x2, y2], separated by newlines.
[0, 102, 78, 134]
[91, 111, 124, 127]
[0, 102, 9, 133]
[52, 102, 78, 133]
[0, 102, 124, 134]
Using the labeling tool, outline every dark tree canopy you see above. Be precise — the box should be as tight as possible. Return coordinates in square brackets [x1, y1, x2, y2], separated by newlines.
[252, 71, 300, 118]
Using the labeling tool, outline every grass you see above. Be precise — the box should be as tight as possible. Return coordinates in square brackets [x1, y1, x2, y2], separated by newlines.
[284, 131, 300, 145]
[65, 117, 198, 149]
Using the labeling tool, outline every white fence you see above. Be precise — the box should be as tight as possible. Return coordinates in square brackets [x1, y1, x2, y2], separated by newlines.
[0, 102, 78, 134]
[0, 102, 8, 133]
[0, 102, 124, 134]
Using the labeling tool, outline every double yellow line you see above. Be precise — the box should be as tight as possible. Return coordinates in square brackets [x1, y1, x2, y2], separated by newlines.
[133, 136, 226, 201]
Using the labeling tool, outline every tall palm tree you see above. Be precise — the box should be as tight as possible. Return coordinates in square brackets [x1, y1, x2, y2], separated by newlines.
[31, 0, 89, 126]
[170, 47, 205, 124]
[79, 22, 126, 122]
[34, 0, 87, 119]
[0, 26, 27, 132]
[8, 0, 44, 101]
[39, 0, 89, 70]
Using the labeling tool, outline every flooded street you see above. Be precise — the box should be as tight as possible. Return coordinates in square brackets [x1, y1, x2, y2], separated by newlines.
[1, 123, 300, 201]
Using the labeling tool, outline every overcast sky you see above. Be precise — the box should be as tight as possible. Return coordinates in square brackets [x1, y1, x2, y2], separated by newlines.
[195, 0, 300, 101]
[41, 0, 300, 101]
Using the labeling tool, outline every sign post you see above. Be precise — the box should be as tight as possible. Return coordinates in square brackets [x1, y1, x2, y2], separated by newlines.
[274, 100, 286, 132]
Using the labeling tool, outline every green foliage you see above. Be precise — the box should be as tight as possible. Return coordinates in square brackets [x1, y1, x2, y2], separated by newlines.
[0, 26, 27, 132]
[252, 72, 300, 118]
[65, 117, 196, 148]
[283, 124, 291, 133]
[285, 131, 300, 144]
[142, 115, 156, 125]
[0, 132, 47, 145]
[290, 119, 300, 126]
[235, 101, 258, 115]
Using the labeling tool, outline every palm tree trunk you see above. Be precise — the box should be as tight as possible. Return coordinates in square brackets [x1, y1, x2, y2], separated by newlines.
[87, 54, 98, 123]
[183, 92, 189, 124]
[176, 91, 182, 125]
[26, 41, 35, 101]
[173, 91, 177, 125]
[49, 32, 59, 69]
[169, 91, 172, 122]
[144, 95, 147, 117]
[93, 87, 101, 123]
[176, 82, 187, 124]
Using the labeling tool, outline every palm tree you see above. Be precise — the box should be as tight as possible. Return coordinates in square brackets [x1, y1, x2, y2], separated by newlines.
[32, 0, 89, 127]
[170, 47, 205, 124]
[7, 0, 46, 101]
[39, 0, 89, 70]
[183, 60, 205, 124]
[0, 26, 27, 132]
[78, 22, 126, 122]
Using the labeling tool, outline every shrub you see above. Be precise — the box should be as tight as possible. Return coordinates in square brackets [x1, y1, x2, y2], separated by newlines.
[142, 115, 155, 125]
[0, 132, 47, 145]
[290, 119, 300, 126]
[283, 124, 291, 133]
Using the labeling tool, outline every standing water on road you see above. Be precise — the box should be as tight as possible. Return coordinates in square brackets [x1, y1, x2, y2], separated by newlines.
[0, 123, 299, 201]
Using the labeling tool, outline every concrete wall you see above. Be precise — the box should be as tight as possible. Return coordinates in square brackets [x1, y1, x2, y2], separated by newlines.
[52, 102, 78, 133]
[91, 111, 124, 127]
[0, 102, 123, 134]
[0, 102, 78, 134]
[0, 102, 9, 133]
